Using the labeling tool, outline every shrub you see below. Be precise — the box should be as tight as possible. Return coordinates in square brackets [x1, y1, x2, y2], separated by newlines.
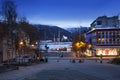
[111, 58, 120, 65]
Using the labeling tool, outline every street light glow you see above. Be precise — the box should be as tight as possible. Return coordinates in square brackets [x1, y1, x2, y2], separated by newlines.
[19, 41, 23, 45]
[75, 41, 86, 49]
[32, 44, 34, 47]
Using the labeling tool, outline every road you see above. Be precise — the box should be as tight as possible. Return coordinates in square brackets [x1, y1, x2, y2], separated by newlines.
[0, 57, 120, 80]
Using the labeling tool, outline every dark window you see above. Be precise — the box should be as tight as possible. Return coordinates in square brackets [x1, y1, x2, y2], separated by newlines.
[97, 21, 102, 25]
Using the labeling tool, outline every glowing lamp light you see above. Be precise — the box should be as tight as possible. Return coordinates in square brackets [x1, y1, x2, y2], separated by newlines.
[88, 44, 92, 49]
[75, 41, 86, 49]
[19, 41, 23, 45]
[75, 42, 81, 48]
[35, 42, 38, 44]
[32, 44, 34, 47]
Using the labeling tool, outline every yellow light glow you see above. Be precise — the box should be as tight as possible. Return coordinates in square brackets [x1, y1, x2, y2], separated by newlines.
[75, 42, 80, 48]
[80, 42, 85, 46]
[102, 38, 104, 42]
[98, 38, 101, 41]
[88, 44, 92, 48]
[75, 41, 86, 49]
[19, 41, 23, 45]
[32, 44, 34, 47]
[92, 27, 96, 30]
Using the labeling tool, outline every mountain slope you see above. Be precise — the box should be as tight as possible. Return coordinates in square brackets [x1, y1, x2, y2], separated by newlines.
[34, 24, 73, 42]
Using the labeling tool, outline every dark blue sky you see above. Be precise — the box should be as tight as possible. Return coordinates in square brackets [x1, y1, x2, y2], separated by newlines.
[15, 0, 120, 28]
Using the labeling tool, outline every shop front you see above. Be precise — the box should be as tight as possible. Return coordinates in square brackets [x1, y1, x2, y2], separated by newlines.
[95, 46, 120, 56]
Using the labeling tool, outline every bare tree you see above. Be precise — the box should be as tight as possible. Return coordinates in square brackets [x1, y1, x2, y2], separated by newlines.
[1, 0, 18, 64]
[1, 0, 17, 25]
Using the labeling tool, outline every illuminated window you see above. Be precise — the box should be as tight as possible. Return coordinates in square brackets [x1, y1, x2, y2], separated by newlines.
[98, 31, 100, 34]
[106, 39, 108, 43]
[102, 38, 104, 42]
[98, 38, 101, 41]
[98, 38, 101, 42]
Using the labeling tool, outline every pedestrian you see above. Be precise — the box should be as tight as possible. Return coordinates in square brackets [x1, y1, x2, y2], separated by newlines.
[60, 54, 63, 57]
[78, 59, 82, 63]
[100, 54, 103, 63]
[72, 59, 75, 63]
[95, 59, 97, 62]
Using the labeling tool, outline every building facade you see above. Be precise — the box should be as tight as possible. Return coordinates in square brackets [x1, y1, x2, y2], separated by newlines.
[0, 22, 31, 63]
[91, 16, 120, 28]
[86, 16, 120, 56]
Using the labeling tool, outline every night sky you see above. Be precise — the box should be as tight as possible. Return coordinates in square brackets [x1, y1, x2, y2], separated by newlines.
[14, 0, 120, 28]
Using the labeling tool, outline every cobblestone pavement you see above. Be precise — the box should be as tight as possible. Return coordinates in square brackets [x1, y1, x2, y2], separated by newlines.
[0, 58, 120, 80]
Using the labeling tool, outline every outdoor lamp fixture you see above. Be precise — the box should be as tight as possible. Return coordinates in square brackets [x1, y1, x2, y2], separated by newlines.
[19, 41, 24, 64]
[35, 42, 38, 45]
[32, 44, 34, 47]
[19, 41, 23, 46]
[88, 44, 92, 49]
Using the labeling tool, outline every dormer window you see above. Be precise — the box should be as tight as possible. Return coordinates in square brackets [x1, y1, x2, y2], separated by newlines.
[97, 21, 102, 25]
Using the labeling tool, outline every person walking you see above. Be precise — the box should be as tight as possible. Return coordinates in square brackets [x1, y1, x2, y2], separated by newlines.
[100, 54, 103, 63]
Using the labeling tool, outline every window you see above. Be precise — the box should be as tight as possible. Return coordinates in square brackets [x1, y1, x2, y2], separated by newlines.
[102, 38, 104, 42]
[97, 21, 102, 25]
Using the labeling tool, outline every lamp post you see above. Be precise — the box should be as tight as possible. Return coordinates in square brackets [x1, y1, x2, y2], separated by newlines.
[19, 41, 23, 64]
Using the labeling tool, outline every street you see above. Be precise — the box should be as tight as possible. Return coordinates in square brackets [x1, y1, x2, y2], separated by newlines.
[0, 57, 120, 80]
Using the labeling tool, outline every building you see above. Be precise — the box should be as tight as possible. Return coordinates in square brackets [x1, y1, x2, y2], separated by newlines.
[0, 22, 3, 63]
[91, 16, 120, 28]
[86, 16, 120, 56]
[0, 22, 16, 63]
[0, 22, 31, 63]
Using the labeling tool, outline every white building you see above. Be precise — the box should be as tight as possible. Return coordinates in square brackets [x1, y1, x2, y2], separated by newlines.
[86, 16, 120, 56]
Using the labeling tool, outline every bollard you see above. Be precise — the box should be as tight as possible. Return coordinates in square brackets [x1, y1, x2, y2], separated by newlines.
[100, 60, 102, 63]
[72, 59, 75, 63]
[45, 58, 48, 62]
[78, 59, 82, 63]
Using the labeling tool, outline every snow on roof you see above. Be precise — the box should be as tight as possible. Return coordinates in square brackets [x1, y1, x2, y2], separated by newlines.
[86, 27, 120, 34]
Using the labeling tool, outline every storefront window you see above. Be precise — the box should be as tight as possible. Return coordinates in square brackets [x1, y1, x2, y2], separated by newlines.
[96, 48, 118, 56]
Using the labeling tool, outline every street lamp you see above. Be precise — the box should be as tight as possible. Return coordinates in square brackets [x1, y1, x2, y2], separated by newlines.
[32, 44, 34, 47]
[19, 41, 23, 45]
[19, 41, 24, 64]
